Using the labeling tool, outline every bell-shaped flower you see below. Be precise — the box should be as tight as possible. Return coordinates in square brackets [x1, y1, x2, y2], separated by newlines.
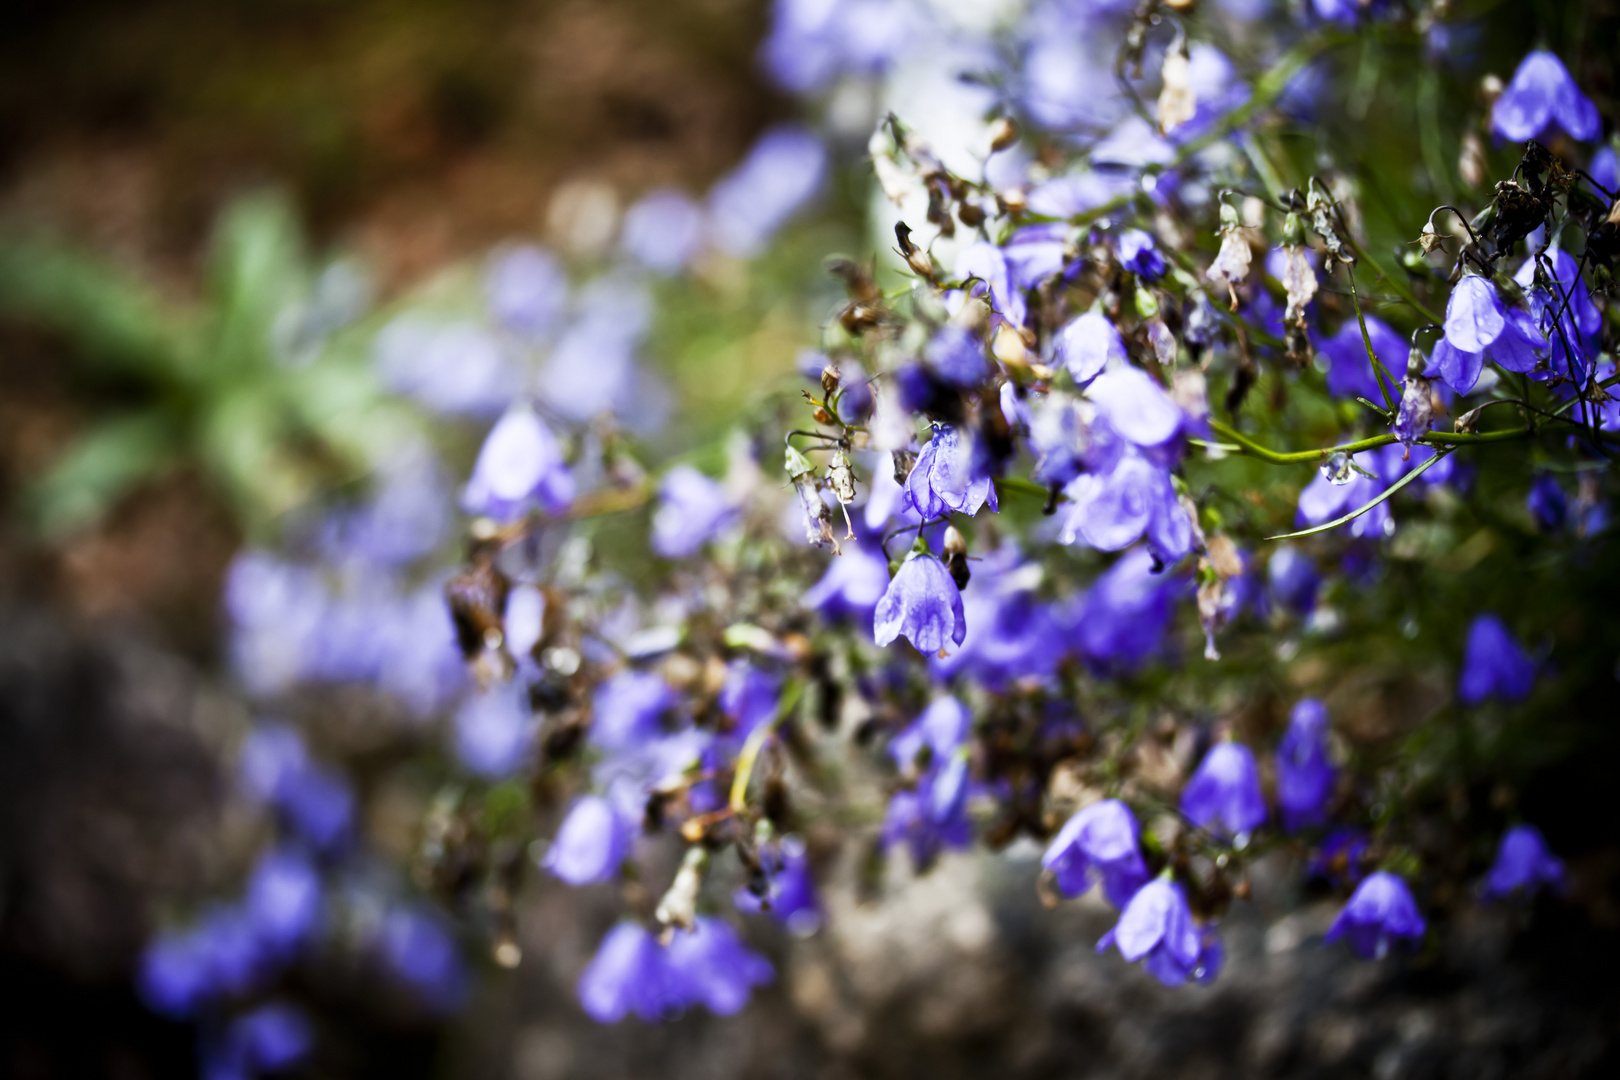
[1295, 457, 1392, 539]
[591, 670, 677, 752]
[1118, 229, 1166, 280]
[378, 905, 468, 1012]
[1491, 49, 1600, 143]
[882, 754, 972, 868]
[1043, 798, 1150, 907]
[461, 404, 575, 521]
[889, 695, 971, 769]
[925, 325, 990, 389]
[734, 835, 820, 934]
[1181, 741, 1267, 836]
[1394, 364, 1437, 445]
[216, 1003, 315, 1077]
[543, 795, 631, 886]
[1458, 613, 1536, 704]
[1055, 311, 1126, 386]
[1318, 316, 1403, 401]
[577, 922, 682, 1023]
[707, 125, 826, 257]
[665, 917, 774, 1016]
[1004, 224, 1070, 290]
[874, 552, 966, 653]
[1515, 250, 1601, 380]
[1060, 449, 1193, 563]
[1481, 824, 1565, 899]
[1325, 871, 1427, 959]
[719, 660, 784, 742]
[1276, 700, 1335, 831]
[804, 541, 892, 624]
[904, 425, 998, 519]
[621, 188, 705, 275]
[1267, 544, 1320, 613]
[1028, 393, 1089, 488]
[1438, 275, 1505, 394]
[1086, 367, 1184, 447]
[485, 245, 567, 339]
[1527, 473, 1568, 532]
[454, 682, 533, 779]
[651, 466, 737, 558]
[1071, 546, 1182, 672]
[1096, 877, 1217, 986]
[246, 848, 321, 953]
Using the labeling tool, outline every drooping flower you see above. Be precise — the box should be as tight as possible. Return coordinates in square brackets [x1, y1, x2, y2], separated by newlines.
[1481, 824, 1566, 899]
[1515, 250, 1601, 382]
[803, 541, 892, 624]
[1280, 244, 1318, 327]
[543, 795, 632, 886]
[1393, 354, 1437, 446]
[873, 553, 967, 654]
[245, 848, 321, 952]
[378, 905, 469, 1012]
[621, 188, 706, 274]
[1295, 457, 1392, 539]
[1527, 473, 1568, 532]
[925, 325, 990, 388]
[577, 923, 681, 1023]
[889, 695, 971, 769]
[1325, 871, 1427, 959]
[1070, 546, 1183, 672]
[1043, 798, 1150, 907]
[1118, 229, 1166, 280]
[1491, 50, 1601, 143]
[1181, 741, 1267, 836]
[1086, 367, 1185, 447]
[1276, 700, 1335, 831]
[1267, 544, 1320, 613]
[461, 404, 576, 521]
[881, 753, 973, 868]
[1436, 275, 1505, 394]
[904, 425, 998, 519]
[1457, 613, 1537, 705]
[665, 917, 774, 1016]
[651, 466, 737, 558]
[734, 835, 821, 934]
[1096, 877, 1219, 986]
[485, 245, 567, 339]
[707, 125, 826, 257]
[1060, 448, 1194, 563]
[1317, 315, 1403, 401]
[453, 682, 533, 779]
[1056, 311, 1127, 386]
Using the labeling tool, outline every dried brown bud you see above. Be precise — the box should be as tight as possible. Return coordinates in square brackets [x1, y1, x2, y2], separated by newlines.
[988, 116, 1020, 153]
[820, 364, 841, 396]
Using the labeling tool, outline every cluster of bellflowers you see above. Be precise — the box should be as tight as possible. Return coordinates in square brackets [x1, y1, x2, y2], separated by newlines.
[141, 0, 1616, 1049]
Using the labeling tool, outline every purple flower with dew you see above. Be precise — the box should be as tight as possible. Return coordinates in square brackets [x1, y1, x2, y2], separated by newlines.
[735, 835, 821, 934]
[1004, 223, 1070, 290]
[485, 244, 567, 339]
[904, 425, 998, 519]
[1482, 824, 1565, 899]
[246, 848, 321, 952]
[621, 188, 705, 274]
[804, 541, 891, 624]
[955, 241, 1026, 328]
[1458, 613, 1536, 705]
[1491, 50, 1600, 143]
[925, 324, 989, 388]
[1071, 546, 1182, 672]
[1325, 871, 1427, 959]
[889, 695, 971, 769]
[1060, 448, 1193, 563]
[461, 404, 575, 522]
[1317, 315, 1403, 401]
[1096, 878, 1211, 986]
[665, 917, 774, 1016]
[225, 553, 328, 696]
[453, 682, 533, 779]
[1276, 699, 1335, 831]
[873, 553, 967, 654]
[1527, 473, 1568, 531]
[379, 905, 468, 1012]
[1437, 276, 1504, 394]
[221, 1003, 315, 1076]
[1118, 229, 1166, 280]
[882, 754, 973, 866]
[1043, 798, 1150, 907]
[1056, 311, 1126, 386]
[720, 660, 784, 741]
[1182, 741, 1267, 836]
[652, 466, 737, 558]
[1295, 462, 1392, 539]
[577, 922, 682, 1023]
[373, 317, 523, 419]
[1086, 367, 1184, 447]
[591, 670, 677, 752]
[1267, 543, 1320, 613]
[707, 125, 826, 257]
[543, 795, 631, 886]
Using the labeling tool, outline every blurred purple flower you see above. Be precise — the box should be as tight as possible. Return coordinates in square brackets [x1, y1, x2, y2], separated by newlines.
[1118, 229, 1166, 280]
[379, 906, 468, 1012]
[1087, 367, 1184, 447]
[1527, 473, 1568, 531]
[544, 795, 632, 886]
[246, 848, 321, 952]
[1043, 798, 1150, 907]
[1481, 824, 1565, 899]
[734, 835, 821, 934]
[890, 695, 971, 769]
[882, 754, 973, 866]
[665, 917, 774, 1015]
[760, 0, 916, 93]
[1458, 613, 1536, 705]
[461, 404, 575, 522]
[1181, 741, 1267, 836]
[453, 682, 533, 778]
[720, 660, 784, 741]
[1096, 878, 1214, 986]
[804, 542, 891, 624]
[1004, 224, 1070, 290]
[592, 670, 677, 752]
[652, 466, 737, 558]
[1491, 50, 1600, 143]
[955, 242, 1026, 328]
[1056, 311, 1126, 386]
[621, 188, 706, 274]
[1276, 699, 1335, 831]
[1071, 546, 1181, 671]
[925, 325, 989, 388]
[1060, 448, 1193, 562]
[707, 126, 826, 257]
[1325, 871, 1426, 959]
[485, 245, 567, 339]
[1267, 544, 1320, 613]
[1317, 315, 1403, 402]
[374, 318, 523, 419]
[577, 922, 682, 1023]
[217, 1004, 315, 1078]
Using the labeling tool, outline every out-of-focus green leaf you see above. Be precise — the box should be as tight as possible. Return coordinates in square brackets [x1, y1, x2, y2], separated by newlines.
[25, 412, 181, 538]
[206, 190, 306, 381]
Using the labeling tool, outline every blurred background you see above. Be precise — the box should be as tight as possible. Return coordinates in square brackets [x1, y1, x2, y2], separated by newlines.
[1, 1, 1618, 1078]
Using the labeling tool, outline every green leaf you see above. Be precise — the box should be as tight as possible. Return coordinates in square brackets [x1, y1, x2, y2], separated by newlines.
[24, 412, 180, 537]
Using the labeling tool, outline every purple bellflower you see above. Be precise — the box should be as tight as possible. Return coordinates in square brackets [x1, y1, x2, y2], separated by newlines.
[461, 404, 575, 521]
[246, 848, 321, 952]
[577, 922, 682, 1023]
[621, 188, 706, 274]
[1458, 613, 1537, 704]
[1056, 311, 1127, 386]
[925, 324, 990, 388]
[905, 425, 999, 519]
[1325, 871, 1427, 959]
[1491, 50, 1600, 143]
[1267, 544, 1320, 613]
[1295, 456, 1392, 539]
[803, 542, 891, 624]
[955, 241, 1027, 328]
[1096, 877, 1220, 986]
[1481, 824, 1565, 899]
[454, 682, 533, 779]
[1028, 394, 1088, 488]
[591, 669, 677, 751]
[138, 930, 218, 1019]
[1317, 315, 1403, 402]
[652, 466, 737, 558]
[1060, 448, 1194, 563]
[1527, 473, 1569, 531]
[1515, 250, 1601, 382]
[719, 660, 784, 742]
[889, 695, 971, 769]
[1004, 223, 1070, 291]
[734, 835, 821, 934]
[1087, 367, 1185, 447]
[1071, 546, 1182, 671]
[1118, 229, 1166, 280]
[217, 1003, 315, 1078]
[873, 553, 967, 654]
[1042, 798, 1150, 907]
[373, 317, 522, 419]
[485, 245, 567, 339]
[1309, 829, 1370, 888]
[543, 795, 631, 886]
[882, 754, 973, 867]
[1438, 275, 1503, 394]
[665, 917, 775, 1016]
[379, 905, 468, 1012]
[1276, 699, 1335, 831]
[707, 126, 826, 257]
[1181, 741, 1267, 836]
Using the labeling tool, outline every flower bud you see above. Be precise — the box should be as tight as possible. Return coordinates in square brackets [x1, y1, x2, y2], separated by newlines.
[942, 525, 971, 590]
[820, 364, 841, 397]
[988, 116, 1020, 153]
